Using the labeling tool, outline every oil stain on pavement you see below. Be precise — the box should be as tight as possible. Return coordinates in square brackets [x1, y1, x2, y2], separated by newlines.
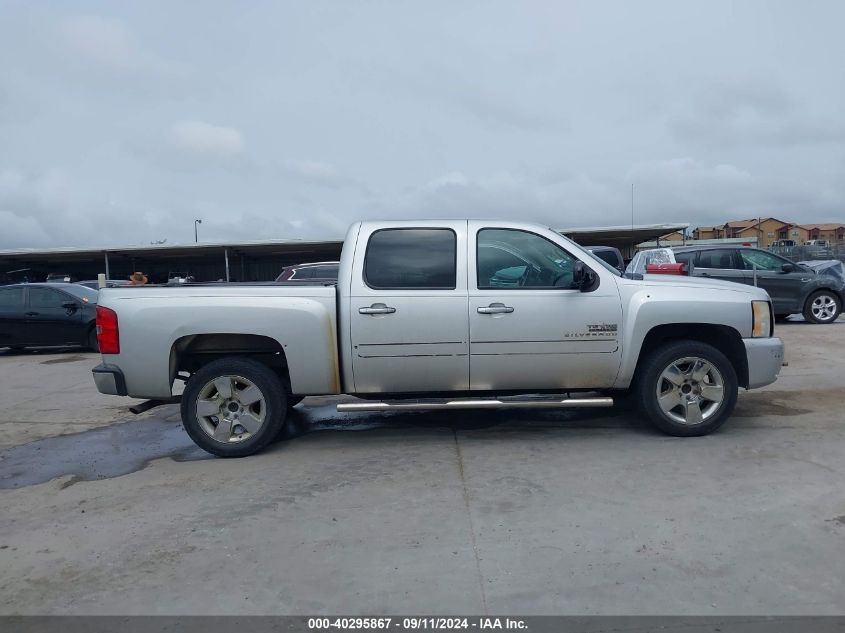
[0, 398, 627, 490]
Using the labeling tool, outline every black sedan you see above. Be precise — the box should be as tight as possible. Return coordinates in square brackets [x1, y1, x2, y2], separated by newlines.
[0, 283, 99, 351]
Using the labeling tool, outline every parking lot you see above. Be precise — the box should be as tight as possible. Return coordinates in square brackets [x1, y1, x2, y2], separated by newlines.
[0, 317, 843, 615]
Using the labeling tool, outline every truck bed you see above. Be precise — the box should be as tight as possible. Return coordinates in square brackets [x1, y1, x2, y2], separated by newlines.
[97, 284, 339, 399]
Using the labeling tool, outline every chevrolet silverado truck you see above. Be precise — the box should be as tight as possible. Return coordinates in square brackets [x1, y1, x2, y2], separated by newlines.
[92, 220, 784, 457]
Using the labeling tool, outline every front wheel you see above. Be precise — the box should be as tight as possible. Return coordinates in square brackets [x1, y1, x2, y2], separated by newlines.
[635, 340, 738, 437]
[180, 357, 287, 457]
[803, 291, 841, 324]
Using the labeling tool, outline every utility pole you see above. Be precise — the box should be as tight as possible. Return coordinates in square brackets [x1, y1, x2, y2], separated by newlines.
[194, 219, 202, 243]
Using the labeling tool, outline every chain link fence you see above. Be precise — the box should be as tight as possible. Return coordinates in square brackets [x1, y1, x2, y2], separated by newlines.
[769, 243, 845, 263]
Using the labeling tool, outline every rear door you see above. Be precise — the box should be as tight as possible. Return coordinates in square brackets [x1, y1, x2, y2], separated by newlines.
[691, 249, 748, 285]
[25, 286, 86, 345]
[348, 222, 469, 393]
[0, 286, 26, 347]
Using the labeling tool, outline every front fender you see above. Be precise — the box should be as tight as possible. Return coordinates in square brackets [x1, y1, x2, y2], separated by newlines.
[613, 287, 752, 388]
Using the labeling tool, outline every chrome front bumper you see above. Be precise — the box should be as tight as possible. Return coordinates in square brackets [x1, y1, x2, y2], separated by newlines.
[744, 337, 785, 389]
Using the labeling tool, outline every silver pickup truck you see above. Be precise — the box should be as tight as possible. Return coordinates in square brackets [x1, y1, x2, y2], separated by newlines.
[92, 220, 784, 457]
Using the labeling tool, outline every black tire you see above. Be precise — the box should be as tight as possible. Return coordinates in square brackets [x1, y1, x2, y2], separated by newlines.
[180, 357, 287, 457]
[803, 290, 841, 324]
[635, 340, 738, 437]
[87, 327, 99, 352]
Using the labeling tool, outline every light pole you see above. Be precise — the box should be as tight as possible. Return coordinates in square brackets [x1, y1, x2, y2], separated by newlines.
[194, 219, 202, 243]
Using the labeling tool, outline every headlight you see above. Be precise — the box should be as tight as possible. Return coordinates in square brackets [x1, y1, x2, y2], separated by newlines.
[752, 300, 772, 337]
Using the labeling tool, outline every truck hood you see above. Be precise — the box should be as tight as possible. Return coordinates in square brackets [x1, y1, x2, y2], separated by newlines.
[622, 273, 771, 300]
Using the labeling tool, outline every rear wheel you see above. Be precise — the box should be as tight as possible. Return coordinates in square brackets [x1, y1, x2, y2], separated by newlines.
[181, 357, 287, 457]
[636, 340, 738, 437]
[803, 291, 841, 324]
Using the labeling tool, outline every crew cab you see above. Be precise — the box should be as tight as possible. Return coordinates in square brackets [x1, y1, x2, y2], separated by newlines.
[92, 220, 784, 457]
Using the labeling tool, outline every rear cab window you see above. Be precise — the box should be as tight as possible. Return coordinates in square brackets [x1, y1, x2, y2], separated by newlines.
[364, 228, 457, 290]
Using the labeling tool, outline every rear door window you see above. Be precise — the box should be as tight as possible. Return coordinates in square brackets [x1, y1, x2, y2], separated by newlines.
[0, 287, 25, 311]
[364, 229, 457, 290]
[28, 287, 67, 308]
[696, 249, 739, 269]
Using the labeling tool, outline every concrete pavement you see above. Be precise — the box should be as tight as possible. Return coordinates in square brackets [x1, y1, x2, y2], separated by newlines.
[0, 320, 843, 615]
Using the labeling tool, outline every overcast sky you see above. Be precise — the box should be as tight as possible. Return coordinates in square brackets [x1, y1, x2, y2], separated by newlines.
[1, 0, 844, 248]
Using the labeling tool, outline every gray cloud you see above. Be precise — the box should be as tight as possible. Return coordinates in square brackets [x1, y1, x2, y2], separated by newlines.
[668, 76, 845, 148]
[0, 1, 844, 250]
[168, 121, 246, 160]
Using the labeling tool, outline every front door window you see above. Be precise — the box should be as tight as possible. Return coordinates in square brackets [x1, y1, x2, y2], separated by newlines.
[477, 228, 578, 289]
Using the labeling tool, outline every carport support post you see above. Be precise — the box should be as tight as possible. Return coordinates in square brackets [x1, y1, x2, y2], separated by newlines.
[224, 248, 230, 282]
[104, 251, 110, 280]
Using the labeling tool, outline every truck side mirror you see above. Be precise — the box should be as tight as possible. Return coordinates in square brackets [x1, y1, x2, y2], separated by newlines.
[573, 261, 598, 292]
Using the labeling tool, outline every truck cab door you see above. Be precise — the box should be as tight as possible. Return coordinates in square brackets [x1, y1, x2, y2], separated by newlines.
[467, 222, 623, 391]
[347, 222, 469, 393]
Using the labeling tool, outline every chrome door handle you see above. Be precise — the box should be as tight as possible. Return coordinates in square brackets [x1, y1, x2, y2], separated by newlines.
[359, 304, 396, 315]
[477, 303, 514, 314]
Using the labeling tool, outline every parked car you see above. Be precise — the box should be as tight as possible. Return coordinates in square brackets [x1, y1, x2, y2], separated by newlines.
[92, 220, 783, 457]
[167, 272, 194, 285]
[45, 273, 76, 283]
[584, 246, 625, 272]
[672, 245, 844, 323]
[802, 240, 834, 258]
[0, 283, 99, 351]
[275, 261, 339, 283]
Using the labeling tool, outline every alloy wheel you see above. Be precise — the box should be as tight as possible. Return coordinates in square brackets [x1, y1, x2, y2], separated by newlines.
[656, 356, 725, 425]
[195, 375, 267, 443]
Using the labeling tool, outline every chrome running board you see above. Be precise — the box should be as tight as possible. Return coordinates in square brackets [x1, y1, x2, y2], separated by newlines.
[336, 397, 613, 412]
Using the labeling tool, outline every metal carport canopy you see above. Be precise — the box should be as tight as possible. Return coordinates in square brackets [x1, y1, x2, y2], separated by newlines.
[557, 223, 690, 250]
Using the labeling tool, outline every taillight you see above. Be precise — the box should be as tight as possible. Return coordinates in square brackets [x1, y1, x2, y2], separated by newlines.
[96, 306, 120, 354]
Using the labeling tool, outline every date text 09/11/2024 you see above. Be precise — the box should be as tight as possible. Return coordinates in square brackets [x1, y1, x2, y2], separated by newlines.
[307, 617, 528, 630]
